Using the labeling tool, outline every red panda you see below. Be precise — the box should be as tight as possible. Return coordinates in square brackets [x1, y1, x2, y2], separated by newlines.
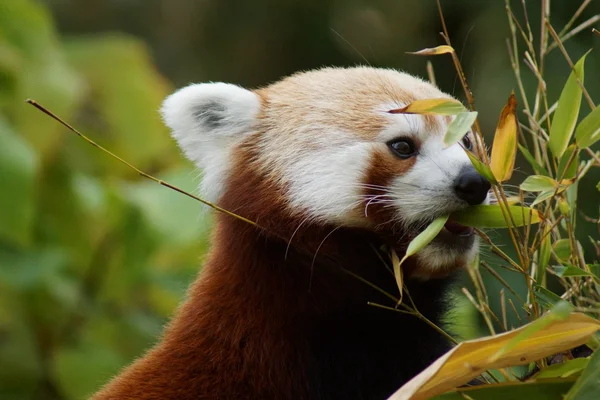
[92, 67, 491, 400]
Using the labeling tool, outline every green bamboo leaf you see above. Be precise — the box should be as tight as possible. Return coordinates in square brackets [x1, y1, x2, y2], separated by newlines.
[565, 348, 600, 400]
[433, 379, 576, 400]
[444, 112, 478, 147]
[466, 150, 497, 184]
[553, 239, 572, 262]
[549, 52, 588, 158]
[533, 284, 563, 309]
[557, 145, 580, 180]
[531, 190, 556, 207]
[520, 175, 558, 192]
[450, 205, 542, 228]
[553, 265, 594, 278]
[575, 105, 600, 148]
[518, 144, 550, 176]
[537, 224, 552, 284]
[402, 215, 450, 261]
[535, 358, 589, 379]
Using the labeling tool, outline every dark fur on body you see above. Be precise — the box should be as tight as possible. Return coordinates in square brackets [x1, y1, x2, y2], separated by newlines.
[92, 148, 456, 400]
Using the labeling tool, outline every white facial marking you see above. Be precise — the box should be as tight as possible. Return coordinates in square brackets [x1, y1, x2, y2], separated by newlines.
[161, 83, 260, 202]
[378, 108, 487, 273]
[379, 110, 481, 227]
[160, 68, 487, 276]
[255, 126, 373, 226]
[392, 140, 472, 226]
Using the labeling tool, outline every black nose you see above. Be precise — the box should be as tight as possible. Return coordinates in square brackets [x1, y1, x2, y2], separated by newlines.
[454, 166, 491, 205]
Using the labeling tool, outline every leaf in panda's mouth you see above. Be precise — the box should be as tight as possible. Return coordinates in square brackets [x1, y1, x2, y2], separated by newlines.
[450, 204, 543, 228]
[400, 215, 450, 267]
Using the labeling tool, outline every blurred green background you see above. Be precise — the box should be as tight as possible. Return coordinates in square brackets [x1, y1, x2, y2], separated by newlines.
[0, 0, 598, 399]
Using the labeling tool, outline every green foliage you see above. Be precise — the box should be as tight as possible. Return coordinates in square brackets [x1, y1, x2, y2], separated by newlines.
[565, 350, 600, 400]
[548, 53, 587, 158]
[1, 0, 599, 399]
[0, 1, 210, 399]
[433, 379, 576, 400]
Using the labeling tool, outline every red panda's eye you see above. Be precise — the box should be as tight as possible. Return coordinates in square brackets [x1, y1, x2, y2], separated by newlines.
[389, 138, 417, 159]
[462, 135, 473, 151]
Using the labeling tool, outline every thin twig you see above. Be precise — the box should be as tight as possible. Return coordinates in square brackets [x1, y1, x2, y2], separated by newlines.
[547, 15, 600, 53]
[26, 99, 259, 228]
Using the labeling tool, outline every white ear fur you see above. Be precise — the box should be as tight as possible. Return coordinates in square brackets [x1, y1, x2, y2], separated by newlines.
[160, 82, 261, 201]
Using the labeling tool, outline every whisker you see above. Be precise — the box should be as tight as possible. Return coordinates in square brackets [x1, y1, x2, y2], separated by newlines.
[309, 226, 341, 292]
[285, 216, 311, 260]
[364, 194, 395, 217]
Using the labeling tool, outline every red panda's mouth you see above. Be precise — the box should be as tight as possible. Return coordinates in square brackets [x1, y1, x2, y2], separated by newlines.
[443, 220, 474, 236]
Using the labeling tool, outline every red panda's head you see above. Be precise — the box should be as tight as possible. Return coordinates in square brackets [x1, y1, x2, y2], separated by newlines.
[161, 67, 490, 279]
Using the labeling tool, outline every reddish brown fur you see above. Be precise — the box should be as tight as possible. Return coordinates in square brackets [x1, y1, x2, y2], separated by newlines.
[93, 68, 465, 399]
[92, 139, 454, 399]
[362, 147, 416, 227]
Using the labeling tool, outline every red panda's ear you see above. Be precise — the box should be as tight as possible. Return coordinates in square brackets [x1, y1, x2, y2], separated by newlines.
[160, 83, 261, 201]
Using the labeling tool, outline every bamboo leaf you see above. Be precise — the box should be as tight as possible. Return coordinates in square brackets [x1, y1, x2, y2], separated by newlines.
[518, 144, 550, 176]
[491, 301, 574, 361]
[553, 239, 572, 262]
[389, 98, 467, 115]
[408, 45, 455, 56]
[549, 52, 588, 158]
[533, 284, 562, 310]
[557, 144, 579, 180]
[391, 249, 404, 302]
[531, 190, 556, 207]
[403, 215, 450, 260]
[565, 349, 600, 400]
[389, 311, 600, 400]
[575, 105, 600, 148]
[553, 265, 595, 278]
[537, 224, 552, 284]
[432, 379, 576, 400]
[490, 92, 518, 181]
[520, 175, 558, 192]
[535, 358, 589, 379]
[393, 216, 451, 302]
[450, 205, 542, 228]
[466, 150, 497, 184]
[444, 112, 478, 147]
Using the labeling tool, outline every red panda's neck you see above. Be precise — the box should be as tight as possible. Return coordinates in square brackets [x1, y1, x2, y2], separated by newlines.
[162, 215, 401, 392]
[92, 214, 454, 400]
[92, 148, 456, 399]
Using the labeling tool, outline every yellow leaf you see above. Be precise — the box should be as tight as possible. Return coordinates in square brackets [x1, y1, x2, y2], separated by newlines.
[388, 312, 600, 400]
[388, 98, 466, 116]
[490, 92, 518, 181]
[408, 45, 455, 56]
[391, 248, 404, 303]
